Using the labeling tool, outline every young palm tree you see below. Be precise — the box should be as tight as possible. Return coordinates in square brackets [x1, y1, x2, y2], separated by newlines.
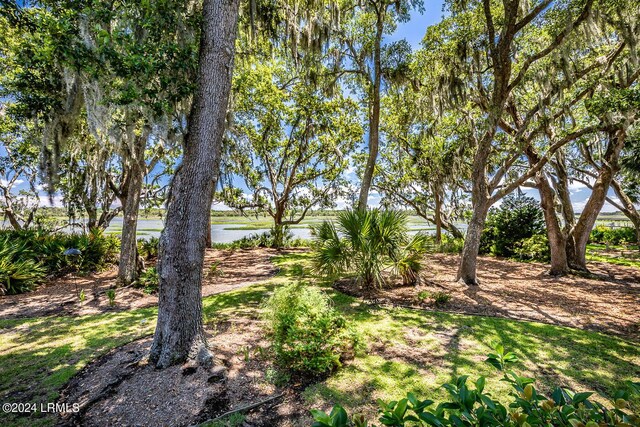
[312, 209, 428, 288]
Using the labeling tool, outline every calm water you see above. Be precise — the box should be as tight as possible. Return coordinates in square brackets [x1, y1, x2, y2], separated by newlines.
[105, 218, 315, 243]
[2, 216, 455, 243]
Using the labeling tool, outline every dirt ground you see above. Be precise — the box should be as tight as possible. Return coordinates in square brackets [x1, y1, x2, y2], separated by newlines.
[336, 253, 640, 340]
[0, 248, 278, 319]
[57, 316, 312, 427]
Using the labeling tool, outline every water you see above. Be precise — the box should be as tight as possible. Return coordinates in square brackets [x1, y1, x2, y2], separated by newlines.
[104, 218, 441, 243]
[105, 218, 315, 243]
[1, 216, 452, 243]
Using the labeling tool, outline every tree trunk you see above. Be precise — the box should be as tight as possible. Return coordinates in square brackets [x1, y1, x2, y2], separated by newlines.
[457, 133, 494, 285]
[568, 130, 626, 270]
[434, 191, 442, 244]
[272, 205, 285, 249]
[537, 174, 569, 275]
[205, 215, 212, 248]
[150, 0, 240, 369]
[526, 148, 569, 275]
[456, 198, 489, 285]
[117, 134, 147, 286]
[3, 209, 23, 231]
[610, 178, 640, 251]
[357, 18, 383, 211]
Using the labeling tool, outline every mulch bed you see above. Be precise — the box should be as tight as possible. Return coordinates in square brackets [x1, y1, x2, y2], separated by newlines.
[56, 316, 312, 427]
[336, 253, 640, 340]
[0, 248, 279, 319]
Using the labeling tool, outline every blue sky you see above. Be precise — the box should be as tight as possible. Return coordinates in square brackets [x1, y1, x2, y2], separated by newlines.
[1, 1, 628, 214]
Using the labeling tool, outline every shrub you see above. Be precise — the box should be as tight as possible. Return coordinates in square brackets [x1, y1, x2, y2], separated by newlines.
[137, 267, 159, 294]
[0, 229, 119, 294]
[138, 236, 160, 259]
[417, 291, 451, 306]
[312, 209, 429, 288]
[480, 194, 546, 257]
[312, 345, 640, 427]
[590, 226, 637, 245]
[262, 283, 359, 374]
[514, 234, 551, 262]
[0, 237, 46, 295]
[217, 227, 310, 250]
[435, 235, 465, 254]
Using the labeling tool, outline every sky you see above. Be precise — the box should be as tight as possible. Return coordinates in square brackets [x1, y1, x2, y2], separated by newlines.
[1, 0, 630, 215]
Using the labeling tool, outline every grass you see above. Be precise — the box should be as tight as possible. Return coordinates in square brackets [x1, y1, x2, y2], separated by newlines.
[1, 251, 638, 426]
[586, 243, 640, 268]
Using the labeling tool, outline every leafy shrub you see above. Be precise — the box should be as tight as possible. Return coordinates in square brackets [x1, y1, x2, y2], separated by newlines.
[434, 235, 465, 254]
[480, 195, 546, 258]
[590, 226, 637, 245]
[0, 229, 119, 294]
[417, 291, 451, 306]
[312, 345, 640, 427]
[138, 236, 160, 259]
[262, 283, 359, 374]
[590, 225, 610, 243]
[514, 234, 551, 262]
[430, 291, 451, 306]
[137, 267, 159, 294]
[0, 237, 46, 295]
[312, 209, 429, 288]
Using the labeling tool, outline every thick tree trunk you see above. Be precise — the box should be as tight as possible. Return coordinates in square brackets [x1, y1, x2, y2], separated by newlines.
[150, 0, 240, 369]
[457, 134, 494, 285]
[537, 174, 569, 275]
[456, 198, 489, 285]
[357, 19, 383, 211]
[117, 133, 147, 286]
[526, 148, 570, 275]
[117, 164, 144, 285]
[568, 130, 625, 270]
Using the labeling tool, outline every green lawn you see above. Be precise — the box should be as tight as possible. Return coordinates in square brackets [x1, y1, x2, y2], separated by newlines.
[1, 252, 638, 426]
[586, 243, 640, 268]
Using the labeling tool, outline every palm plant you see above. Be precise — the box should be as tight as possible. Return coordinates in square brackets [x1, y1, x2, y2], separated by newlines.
[312, 209, 429, 288]
[0, 236, 46, 295]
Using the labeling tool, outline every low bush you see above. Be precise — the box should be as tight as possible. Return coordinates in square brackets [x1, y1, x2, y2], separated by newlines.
[0, 229, 119, 294]
[311, 345, 640, 427]
[480, 195, 546, 258]
[214, 227, 310, 250]
[138, 236, 160, 259]
[262, 283, 360, 375]
[137, 267, 159, 294]
[417, 290, 451, 306]
[590, 225, 637, 245]
[0, 237, 46, 295]
[435, 235, 465, 254]
[513, 234, 551, 262]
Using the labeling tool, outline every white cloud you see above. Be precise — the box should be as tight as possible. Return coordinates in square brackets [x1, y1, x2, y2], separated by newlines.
[0, 179, 24, 187]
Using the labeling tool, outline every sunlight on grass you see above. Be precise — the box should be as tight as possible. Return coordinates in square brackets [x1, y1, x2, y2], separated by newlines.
[0, 251, 637, 426]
